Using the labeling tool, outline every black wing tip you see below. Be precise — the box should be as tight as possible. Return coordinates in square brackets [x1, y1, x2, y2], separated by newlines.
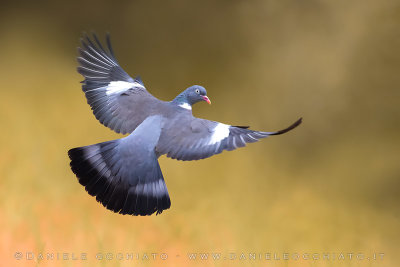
[78, 31, 101, 51]
[105, 32, 115, 56]
[79, 31, 110, 45]
[80, 31, 91, 44]
[78, 31, 117, 64]
[269, 117, 303, 136]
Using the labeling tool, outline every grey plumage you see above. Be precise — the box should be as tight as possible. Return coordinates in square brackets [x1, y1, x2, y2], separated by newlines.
[69, 116, 170, 215]
[68, 33, 302, 216]
[77, 33, 162, 134]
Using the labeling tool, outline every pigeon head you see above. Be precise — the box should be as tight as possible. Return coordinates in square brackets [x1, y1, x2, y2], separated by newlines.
[185, 85, 211, 105]
[173, 85, 211, 109]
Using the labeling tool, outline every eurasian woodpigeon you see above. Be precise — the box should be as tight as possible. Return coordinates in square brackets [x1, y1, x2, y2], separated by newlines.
[68, 33, 302, 216]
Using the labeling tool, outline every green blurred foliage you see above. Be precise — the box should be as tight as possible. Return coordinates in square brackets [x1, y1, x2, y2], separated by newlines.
[0, 0, 399, 266]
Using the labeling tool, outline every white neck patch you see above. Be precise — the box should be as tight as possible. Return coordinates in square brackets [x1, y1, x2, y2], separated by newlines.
[179, 103, 192, 110]
[208, 123, 230, 145]
[106, 81, 144, 96]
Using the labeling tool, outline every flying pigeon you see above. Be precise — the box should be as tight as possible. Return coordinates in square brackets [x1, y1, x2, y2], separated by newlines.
[68, 33, 302, 216]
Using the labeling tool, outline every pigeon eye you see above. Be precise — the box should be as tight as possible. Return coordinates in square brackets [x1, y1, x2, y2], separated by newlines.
[195, 89, 200, 94]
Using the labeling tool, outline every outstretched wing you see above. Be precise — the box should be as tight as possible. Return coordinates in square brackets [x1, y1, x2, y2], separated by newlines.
[77, 33, 161, 134]
[156, 115, 302, 161]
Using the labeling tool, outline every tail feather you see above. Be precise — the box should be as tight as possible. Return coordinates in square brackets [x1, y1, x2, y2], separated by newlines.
[68, 140, 171, 216]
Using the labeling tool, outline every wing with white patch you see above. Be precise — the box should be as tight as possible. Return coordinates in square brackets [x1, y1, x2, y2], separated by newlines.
[156, 115, 302, 161]
[77, 33, 162, 134]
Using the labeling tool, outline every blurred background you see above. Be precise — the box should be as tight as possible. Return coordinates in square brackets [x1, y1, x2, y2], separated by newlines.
[0, 0, 399, 266]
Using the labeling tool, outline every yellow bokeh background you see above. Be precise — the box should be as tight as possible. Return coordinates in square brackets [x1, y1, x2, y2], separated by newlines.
[0, 0, 399, 266]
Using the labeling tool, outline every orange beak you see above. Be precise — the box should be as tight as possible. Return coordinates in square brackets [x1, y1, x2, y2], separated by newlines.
[202, 95, 211, 104]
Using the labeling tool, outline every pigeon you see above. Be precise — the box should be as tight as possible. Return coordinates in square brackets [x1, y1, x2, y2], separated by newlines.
[68, 33, 302, 216]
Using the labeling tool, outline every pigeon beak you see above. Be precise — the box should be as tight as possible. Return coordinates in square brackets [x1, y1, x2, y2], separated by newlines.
[202, 95, 211, 104]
